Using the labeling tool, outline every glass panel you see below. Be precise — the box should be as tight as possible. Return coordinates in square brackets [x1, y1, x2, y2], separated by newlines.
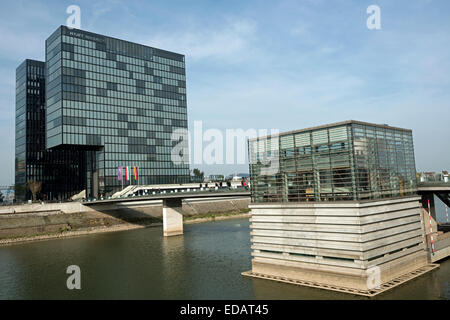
[249, 122, 417, 203]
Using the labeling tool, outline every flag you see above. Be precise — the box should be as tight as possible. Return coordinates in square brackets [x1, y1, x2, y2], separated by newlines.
[134, 166, 138, 180]
[125, 166, 129, 181]
[118, 166, 122, 181]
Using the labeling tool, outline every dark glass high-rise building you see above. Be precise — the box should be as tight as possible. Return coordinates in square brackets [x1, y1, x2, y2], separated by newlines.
[15, 59, 85, 201]
[15, 60, 43, 201]
[15, 26, 190, 201]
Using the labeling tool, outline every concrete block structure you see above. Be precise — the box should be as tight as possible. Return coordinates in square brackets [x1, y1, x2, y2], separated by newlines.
[244, 121, 433, 295]
[248, 197, 427, 291]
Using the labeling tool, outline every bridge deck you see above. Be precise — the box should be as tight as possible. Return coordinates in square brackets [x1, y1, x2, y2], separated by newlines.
[83, 190, 250, 205]
[86, 182, 450, 205]
[417, 182, 450, 192]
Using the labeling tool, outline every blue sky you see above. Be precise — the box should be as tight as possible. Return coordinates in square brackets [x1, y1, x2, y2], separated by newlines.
[1, 0, 449, 184]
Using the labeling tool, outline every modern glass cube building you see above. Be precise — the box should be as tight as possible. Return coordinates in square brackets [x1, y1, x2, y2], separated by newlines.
[248, 121, 417, 203]
[15, 26, 190, 201]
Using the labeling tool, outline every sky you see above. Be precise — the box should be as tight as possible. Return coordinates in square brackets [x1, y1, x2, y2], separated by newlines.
[0, 0, 449, 185]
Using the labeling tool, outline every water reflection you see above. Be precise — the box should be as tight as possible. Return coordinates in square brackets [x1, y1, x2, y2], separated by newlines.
[0, 219, 448, 300]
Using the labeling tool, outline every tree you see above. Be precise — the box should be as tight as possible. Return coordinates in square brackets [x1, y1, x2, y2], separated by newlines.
[192, 168, 204, 178]
[27, 181, 42, 202]
[0, 191, 3, 203]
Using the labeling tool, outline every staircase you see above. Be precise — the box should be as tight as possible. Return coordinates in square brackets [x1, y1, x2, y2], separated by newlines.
[112, 185, 139, 198]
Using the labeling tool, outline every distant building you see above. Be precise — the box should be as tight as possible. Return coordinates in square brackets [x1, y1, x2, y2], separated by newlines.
[1, 190, 15, 204]
[226, 173, 250, 181]
[442, 171, 449, 183]
[209, 174, 224, 181]
[418, 171, 449, 183]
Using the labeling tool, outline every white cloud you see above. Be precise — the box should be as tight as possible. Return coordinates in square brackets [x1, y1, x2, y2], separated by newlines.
[134, 18, 258, 62]
[0, 27, 45, 61]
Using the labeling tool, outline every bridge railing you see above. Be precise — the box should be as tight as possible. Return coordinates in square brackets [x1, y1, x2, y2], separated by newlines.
[83, 186, 250, 202]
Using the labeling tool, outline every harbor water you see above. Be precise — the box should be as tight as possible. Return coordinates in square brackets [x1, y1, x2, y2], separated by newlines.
[0, 218, 448, 300]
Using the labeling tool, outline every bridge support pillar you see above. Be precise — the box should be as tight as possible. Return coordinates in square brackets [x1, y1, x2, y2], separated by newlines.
[163, 198, 183, 237]
[420, 193, 438, 240]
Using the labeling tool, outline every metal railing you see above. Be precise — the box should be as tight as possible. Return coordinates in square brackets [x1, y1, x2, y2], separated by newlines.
[82, 185, 250, 202]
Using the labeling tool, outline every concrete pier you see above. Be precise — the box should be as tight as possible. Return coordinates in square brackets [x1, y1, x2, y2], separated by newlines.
[243, 196, 431, 294]
[163, 198, 183, 237]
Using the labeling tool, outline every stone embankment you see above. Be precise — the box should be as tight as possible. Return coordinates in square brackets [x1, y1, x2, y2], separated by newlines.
[0, 197, 250, 245]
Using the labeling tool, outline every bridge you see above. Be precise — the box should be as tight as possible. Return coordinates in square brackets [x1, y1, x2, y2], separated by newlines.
[82, 181, 450, 246]
[417, 181, 450, 262]
[418, 181, 450, 207]
[79, 178, 450, 296]
[84, 189, 251, 236]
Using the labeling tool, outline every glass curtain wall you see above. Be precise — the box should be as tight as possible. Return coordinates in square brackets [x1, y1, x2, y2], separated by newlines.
[45, 26, 190, 197]
[15, 59, 85, 202]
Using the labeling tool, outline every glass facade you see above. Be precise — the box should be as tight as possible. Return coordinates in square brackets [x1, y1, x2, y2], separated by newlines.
[249, 121, 417, 203]
[44, 26, 189, 197]
[15, 60, 29, 200]
[15, 59, 85, 202]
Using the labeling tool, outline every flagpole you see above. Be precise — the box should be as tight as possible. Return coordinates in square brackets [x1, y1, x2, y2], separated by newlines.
[118, 166, 123, 191]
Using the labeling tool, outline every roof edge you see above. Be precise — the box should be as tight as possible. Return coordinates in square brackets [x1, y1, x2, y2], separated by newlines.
[248, 120, 412, 142]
